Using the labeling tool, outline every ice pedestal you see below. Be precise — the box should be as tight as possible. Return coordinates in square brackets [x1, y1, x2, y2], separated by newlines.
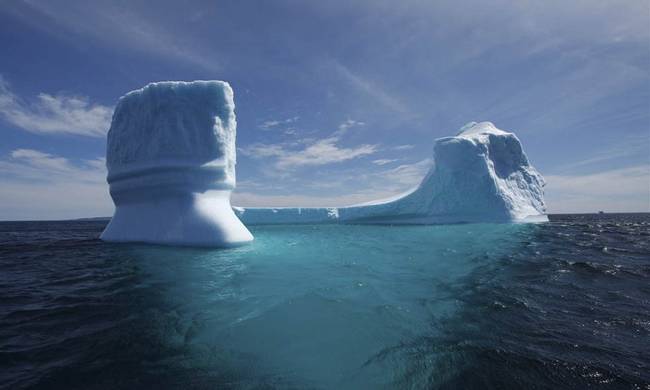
[100, 81, 253, 246]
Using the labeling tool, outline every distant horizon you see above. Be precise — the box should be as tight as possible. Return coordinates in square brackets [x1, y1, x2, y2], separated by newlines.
[1, 1, 648, 220]
[2, 210, 649, 223]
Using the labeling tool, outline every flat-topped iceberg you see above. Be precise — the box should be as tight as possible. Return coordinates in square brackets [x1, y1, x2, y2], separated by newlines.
[101, 81, 253, 246]
[235, 122, 547, 224]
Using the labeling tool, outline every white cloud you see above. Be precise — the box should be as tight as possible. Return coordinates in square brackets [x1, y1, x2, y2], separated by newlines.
[373, 158, 432, 188]
[0, 78, 112, 137]
[237, 110, 431, 206]
[278, 138, 376, 168]
[233, 158, 432, 207]
[335, 119, 365, 135]
[232, 190, 395, 208]
[241, 137, 377, 169]
[0, 149, 111, 220]
[372, 158, 399, 166]
[545, 165, 650, 213]
[259, 116, 299, 130]
[241, 119, 377, 169]
[260, 120, 281, 129]
[2, 148, 106, 182]
[10, 149, 72, 173]
[283, 128, 297, 136]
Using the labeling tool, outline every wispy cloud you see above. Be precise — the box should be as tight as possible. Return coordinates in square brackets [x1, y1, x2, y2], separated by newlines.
[372, 158, 432, 188]
[241, 137, 377, 169]
[232, 188, 410, 208]
[15, 0, 221, 73]
[331, 60, 412, 116]
[545, 165, 650, 213]
[0, 148, 106, 183]
[233, 158, 432, 207]
[0, 148, 111, 220]
[259, 116, 299, 130]
[0, 77, 111, 137]
[372, 159, 399, 166]
[231, 190, 392, 208]
[260, 120, 281, 129]
[241, 119, 376, 169]
[335, 119, 365, 135]
[236, 114, 430, 207]
[553, 133, 650, 173]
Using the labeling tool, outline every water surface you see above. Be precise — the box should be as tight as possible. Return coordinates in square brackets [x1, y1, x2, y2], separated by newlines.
[1, 214, 648, 389]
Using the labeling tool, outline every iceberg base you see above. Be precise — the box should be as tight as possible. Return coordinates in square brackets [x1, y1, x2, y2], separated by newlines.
[101, 190, 253, 247]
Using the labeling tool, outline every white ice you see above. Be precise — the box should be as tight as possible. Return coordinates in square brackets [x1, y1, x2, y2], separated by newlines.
[100, 80, 544, 245]
[234, 122, 547, 224]
[100, 81, 253, 246]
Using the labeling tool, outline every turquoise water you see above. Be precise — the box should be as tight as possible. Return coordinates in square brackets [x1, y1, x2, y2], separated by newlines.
[2, 215, 649, 388]
[128, 223, 526, 388]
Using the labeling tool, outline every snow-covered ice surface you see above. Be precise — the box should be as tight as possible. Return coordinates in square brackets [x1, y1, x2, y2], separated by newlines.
[235, 122, 547, 225]
[101, 81, 253, 246]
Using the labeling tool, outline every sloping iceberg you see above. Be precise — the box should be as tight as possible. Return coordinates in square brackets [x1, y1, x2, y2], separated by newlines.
[101, 81, 253, 246]
[235, 122, 546, 224]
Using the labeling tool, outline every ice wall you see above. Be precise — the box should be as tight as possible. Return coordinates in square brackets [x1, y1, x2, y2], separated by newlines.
[234, 122, 547, 224]
[101, 81, 253, 246]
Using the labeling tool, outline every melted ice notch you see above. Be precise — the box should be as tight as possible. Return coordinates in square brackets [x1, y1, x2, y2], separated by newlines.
[101, 81, 253, 246]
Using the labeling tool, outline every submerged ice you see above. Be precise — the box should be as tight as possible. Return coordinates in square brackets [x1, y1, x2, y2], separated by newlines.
[235, 122, 547, 224]
[100, 81, 253, 246]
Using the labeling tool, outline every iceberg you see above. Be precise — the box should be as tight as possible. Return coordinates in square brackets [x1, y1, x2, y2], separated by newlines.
[99, 80, 544, 246]
[235, 122, 547, 224]
[100, 81, 253, 246]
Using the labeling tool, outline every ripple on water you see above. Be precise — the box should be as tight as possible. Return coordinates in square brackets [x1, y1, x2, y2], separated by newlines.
[0, 215, 649, 389]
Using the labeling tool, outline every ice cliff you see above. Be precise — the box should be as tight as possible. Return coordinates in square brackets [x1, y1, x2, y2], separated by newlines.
[235, 122, 547, 224]
[100, 81, 253, 246]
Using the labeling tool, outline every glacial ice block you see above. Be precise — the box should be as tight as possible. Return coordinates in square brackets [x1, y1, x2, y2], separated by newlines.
[234, 122, 547, 224]
[100, 81, 253, 246]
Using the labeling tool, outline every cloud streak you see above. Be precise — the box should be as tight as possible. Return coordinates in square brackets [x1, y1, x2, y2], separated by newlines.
[545, 165, 650, 213]
[259, 116, 299, 130]
[241, 137, 377, 169]
[372, 159, 399, 166]
[0, 148, 106, 183]
[240, 119, 376, 169]
[233, 158, 432, 207]
[0, 148, 111, 220]
[331, 60, 412, 116]
[0, 78, 112, 137]
[15, 0, 222, 73]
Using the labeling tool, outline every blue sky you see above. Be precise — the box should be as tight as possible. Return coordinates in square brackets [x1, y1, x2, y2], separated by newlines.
[0, 0, 648, 220]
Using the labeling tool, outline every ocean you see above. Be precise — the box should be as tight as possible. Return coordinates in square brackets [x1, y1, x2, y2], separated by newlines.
[1, 214, 648, 389]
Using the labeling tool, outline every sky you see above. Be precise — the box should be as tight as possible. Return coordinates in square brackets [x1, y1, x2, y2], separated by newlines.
[0, 0, 648, 220]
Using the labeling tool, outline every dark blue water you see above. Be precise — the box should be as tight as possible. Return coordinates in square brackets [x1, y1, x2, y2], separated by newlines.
[1, 214, 648, 389]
